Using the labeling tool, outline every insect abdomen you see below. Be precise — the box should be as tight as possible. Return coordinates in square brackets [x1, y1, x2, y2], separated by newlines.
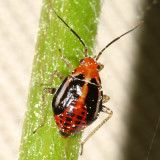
[52, 75, 102, 137]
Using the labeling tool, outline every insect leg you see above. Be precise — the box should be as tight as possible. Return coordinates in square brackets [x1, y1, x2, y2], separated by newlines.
[80, 105, 113, 155]
[102, 94, 110, 104]
[41, 70, 65, 86]
[59, 49, 74, 72]
[33, 88, 56, 134]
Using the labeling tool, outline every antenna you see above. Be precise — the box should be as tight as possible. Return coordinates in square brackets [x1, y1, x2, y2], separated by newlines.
[95, 22, 143, 61]
[49, 4, 88, 57]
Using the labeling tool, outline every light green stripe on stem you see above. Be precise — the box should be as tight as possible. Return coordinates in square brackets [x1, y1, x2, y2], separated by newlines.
[19, 0, 101, 159]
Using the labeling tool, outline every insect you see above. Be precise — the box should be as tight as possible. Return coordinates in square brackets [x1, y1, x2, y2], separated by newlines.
[34, 4, 142, 155]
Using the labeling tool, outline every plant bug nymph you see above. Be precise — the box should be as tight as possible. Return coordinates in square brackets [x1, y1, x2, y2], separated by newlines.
[33, 4, 142, 155]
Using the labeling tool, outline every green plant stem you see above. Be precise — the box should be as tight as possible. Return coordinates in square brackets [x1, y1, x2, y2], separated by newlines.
[19, 0, 101, 159]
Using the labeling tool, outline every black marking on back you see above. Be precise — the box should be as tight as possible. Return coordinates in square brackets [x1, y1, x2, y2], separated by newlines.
[81, 111, 85, 115]
[64, 122, 70, 126]
[66, 117, 72, 122]
[72, 125, 78, 129]
[85, 83, 103, 125]
[52, 76, 85, 115]
[75, 74, 85, 80]
[66, 112, 75, 117]
[52, 77, 68, 115]
[59, 130, 70, 137]
[52, 77, 85, 115]
[62, 126, 67, 130]
[90, 78, 98, 85]
[77, 115, 83, 120]
[75, 121, 81, 125]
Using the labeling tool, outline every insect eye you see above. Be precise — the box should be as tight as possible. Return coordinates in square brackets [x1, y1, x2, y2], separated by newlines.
[97, 65, 100, 70]
[80, 59, 85, 64]
[97, 63, 104, 71]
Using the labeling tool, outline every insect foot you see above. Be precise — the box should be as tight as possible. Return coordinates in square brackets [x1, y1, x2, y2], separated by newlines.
[33, 123, 44, 134]
[80, 142, 84, 155]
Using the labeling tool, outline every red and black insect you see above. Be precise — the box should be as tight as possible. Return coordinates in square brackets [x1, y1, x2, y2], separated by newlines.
[52, 57, 103, 138]
[34, 5, 141, 154]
